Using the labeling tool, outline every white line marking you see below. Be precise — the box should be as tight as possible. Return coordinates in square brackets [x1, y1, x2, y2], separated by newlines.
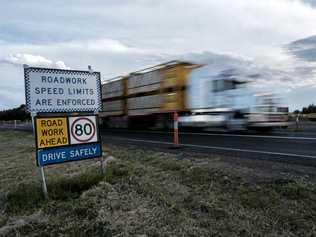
[179, 132, 316, 140]
[106, 129, 316, 140]
[106, 136, 316, 159]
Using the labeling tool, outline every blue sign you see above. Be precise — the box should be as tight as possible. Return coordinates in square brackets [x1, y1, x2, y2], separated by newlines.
[37, 143, 102, 166]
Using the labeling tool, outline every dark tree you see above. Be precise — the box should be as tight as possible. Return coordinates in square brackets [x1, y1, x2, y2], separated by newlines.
[0, 105, 30, 121]
[293, 110, 300, 114]
[302, 104, 316, 114]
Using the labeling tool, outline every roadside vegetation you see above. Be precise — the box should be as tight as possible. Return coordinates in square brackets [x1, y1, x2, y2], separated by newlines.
[0, 105, 30, 121]
[0, 130, 316, 236]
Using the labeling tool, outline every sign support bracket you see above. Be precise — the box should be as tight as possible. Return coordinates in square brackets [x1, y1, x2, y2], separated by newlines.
[31, 113, 48, 199]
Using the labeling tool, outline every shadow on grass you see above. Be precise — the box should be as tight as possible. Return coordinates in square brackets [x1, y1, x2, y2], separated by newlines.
[5, 171, 104, 214]
[48, 172, 104, 200]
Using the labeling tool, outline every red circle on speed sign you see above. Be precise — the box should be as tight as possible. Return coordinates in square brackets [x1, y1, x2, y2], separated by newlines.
[70, 117, 96, 143]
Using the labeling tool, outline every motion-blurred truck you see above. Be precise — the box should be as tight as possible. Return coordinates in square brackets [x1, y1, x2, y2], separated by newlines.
[100, 61, 288, 131]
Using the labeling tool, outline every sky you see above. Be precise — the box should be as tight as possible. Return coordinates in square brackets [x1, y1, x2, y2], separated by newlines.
[1, 0, 316, 111]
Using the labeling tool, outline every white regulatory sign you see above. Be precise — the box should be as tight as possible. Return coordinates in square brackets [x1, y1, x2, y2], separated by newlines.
[24, 67, 102, 113]
[69, 116, 98, 145]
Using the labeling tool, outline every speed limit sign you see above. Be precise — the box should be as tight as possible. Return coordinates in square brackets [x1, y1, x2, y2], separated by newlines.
[69, 116, 99, 145]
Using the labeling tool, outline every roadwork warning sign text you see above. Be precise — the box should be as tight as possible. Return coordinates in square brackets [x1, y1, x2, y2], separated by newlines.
[36, 117, 69, 148]
[24, 67, 102, 113]
[34, 115, 101, 166]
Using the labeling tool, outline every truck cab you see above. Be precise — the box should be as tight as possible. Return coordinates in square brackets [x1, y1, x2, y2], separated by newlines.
[180, 66, 289, 131]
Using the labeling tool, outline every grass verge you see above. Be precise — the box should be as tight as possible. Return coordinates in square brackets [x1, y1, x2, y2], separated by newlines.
[0, 130, 316, 236]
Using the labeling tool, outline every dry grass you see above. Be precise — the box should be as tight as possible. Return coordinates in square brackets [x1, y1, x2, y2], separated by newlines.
[0, 130, 316, 236]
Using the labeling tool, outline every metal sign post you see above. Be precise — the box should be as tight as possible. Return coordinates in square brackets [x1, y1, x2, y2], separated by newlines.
[89, 66, 105, 176]
[39, 166, 48, 199]
[31, 113, 48, 199]
[94, 112, 105, 175]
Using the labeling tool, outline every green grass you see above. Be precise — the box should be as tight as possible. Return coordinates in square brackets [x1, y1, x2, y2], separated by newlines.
[1, 130, 316, 236]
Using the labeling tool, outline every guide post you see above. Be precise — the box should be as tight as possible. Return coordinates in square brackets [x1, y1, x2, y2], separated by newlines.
[173, 111, 179, 147]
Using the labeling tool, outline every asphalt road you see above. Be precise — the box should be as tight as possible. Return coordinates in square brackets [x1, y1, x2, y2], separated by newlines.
[101, 128, 316, 165]
[2, 122, 316, 165]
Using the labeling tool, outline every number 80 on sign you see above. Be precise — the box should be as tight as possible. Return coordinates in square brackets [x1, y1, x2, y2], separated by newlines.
[69, 116, 98, 145]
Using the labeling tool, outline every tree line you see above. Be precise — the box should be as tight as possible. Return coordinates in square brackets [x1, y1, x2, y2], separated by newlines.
[293, 104, 316, 114]
[0, 105, 30, 121]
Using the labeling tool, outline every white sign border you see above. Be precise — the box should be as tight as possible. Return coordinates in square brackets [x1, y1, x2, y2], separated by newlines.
[24, 67, 102, 113]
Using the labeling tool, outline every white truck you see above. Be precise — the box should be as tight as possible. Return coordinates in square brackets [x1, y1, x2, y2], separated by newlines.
[180, 66, 289, 131]
[101, 61, 289, 131]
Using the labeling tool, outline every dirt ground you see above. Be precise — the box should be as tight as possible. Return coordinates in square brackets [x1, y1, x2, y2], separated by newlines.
[0, 130, 316, 237]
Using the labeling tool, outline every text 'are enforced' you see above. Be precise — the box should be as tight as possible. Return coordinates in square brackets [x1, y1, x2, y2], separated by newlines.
[25, 67, 102, 113]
